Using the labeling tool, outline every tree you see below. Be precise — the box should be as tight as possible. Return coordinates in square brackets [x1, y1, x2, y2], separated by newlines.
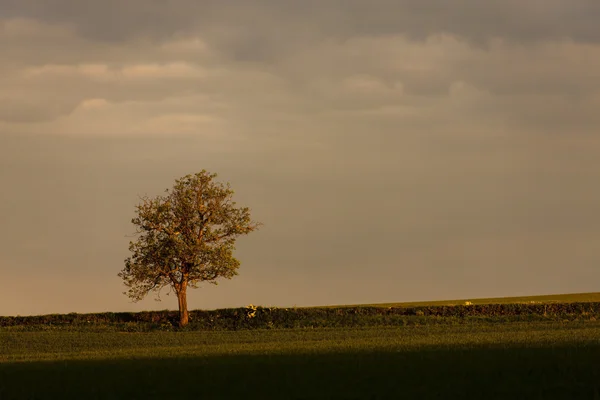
[119, 170, 261, 327]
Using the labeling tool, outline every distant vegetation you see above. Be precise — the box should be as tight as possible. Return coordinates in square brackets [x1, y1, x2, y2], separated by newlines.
[2, 292, 599, 332]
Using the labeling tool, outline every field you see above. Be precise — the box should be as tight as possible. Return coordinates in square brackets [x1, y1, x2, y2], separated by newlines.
[331, 291, 600, 308]
[2, 294, 600, 399]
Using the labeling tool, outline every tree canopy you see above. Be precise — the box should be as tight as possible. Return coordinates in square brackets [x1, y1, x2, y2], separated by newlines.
[119, 170, 261, 326]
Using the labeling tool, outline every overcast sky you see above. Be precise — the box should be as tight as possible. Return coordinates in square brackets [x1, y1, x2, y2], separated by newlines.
[1, 1, 600, 316]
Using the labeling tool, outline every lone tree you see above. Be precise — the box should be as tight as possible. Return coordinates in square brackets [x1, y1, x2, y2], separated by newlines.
[119, 170, 261, 327]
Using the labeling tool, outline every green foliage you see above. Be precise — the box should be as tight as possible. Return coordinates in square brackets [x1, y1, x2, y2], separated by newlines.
[2, 302, 600, 331]
[118, 170, 260, 325]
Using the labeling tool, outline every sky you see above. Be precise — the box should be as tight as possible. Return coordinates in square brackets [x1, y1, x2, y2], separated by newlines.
[1, 1, 600, 316]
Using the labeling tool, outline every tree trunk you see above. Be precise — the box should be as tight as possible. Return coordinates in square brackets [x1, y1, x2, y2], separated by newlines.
[177, 283, 189, 327]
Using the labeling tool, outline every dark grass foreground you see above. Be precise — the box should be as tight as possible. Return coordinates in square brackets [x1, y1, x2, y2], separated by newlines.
[2, 344, 600, 399]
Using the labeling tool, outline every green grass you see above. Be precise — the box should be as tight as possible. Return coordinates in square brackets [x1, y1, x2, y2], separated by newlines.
[2, 293, 600, 398]
[2, 321, 600, 399]
[331, 291, 600, 308]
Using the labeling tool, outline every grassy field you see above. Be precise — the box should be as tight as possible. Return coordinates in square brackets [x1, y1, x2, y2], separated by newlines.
[331, 291, 600, 308]
[2, 321, 600, 399]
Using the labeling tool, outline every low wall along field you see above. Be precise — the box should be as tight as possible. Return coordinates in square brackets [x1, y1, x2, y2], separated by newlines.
[2, 301, 600, 331]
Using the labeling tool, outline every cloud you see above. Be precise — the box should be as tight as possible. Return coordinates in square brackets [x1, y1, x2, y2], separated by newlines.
[120, 63, 208, 79]
[1, 1, 599, 130]
[3, 0, 600, 45]
[0, 92, 77, 123]
[1, 1, 600, 314]
[23, 64, 109, 78]
[78, 98, 109, 110]
[23, 62, 209, 80]
[0, 17, 71, 37]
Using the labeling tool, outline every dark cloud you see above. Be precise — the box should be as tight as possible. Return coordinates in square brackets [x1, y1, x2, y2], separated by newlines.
[3, 1, 600, 46]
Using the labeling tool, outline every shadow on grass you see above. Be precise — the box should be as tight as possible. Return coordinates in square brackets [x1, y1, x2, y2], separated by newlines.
[1, 345, 599, 399]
